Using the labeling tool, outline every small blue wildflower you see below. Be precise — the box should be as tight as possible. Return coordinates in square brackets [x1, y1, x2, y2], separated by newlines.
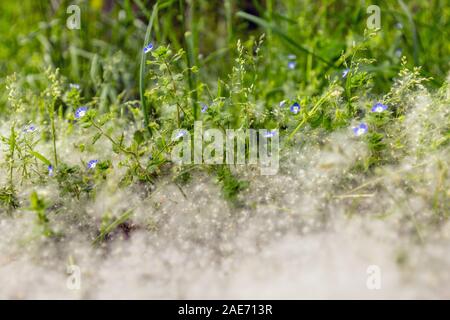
[143, 43, 154, 54]
[200, 103, 208, 113]
[75, 106, 88, 119]
[288, 61, 296, 70]
[48, 165, 54, 177]
[264, 130, 277, 138]
[342, 68, 350, 78]
[174, 129, 187, 140]
[69, 83, 80, 90]
[353, 123, 368, 136]
[87, 160, 98, 170]
[371, 102, 388, 113]
[23, 124, 37, 133]
[279, 100, 286, 108]
[290, 102, 301, 114]
[395, 49, 402, 58]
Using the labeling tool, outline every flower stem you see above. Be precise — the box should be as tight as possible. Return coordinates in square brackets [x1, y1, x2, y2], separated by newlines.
[50, 100, 58, 167]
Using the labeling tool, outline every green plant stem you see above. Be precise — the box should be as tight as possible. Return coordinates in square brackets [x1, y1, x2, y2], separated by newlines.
[225, 0, 233, 49]
[140, 3, 159, 136]
[93, 209, 133, 245]
[91, 121, 143, 170]
[287, 91, 332, 142]
[185, 30, 198, 119]
[162, 60, 191, 125]
[49, 101, 58, 167]
[8, 125, 16, 188]
[236, 11, 334, 67]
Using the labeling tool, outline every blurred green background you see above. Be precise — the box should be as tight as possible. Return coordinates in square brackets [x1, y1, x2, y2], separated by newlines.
[0, 0, 449, 111]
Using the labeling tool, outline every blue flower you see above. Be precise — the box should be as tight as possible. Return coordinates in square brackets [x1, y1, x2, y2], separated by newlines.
[288, 61, 296, 70]
[287, 54, 296, 60]
[69, 83, 80, 90]
[395, 22, 403, 30]
[353, 123, 368, 136]
[264, 130, 277, 138]
[395, 49, 402, 58]
[200, 103, 208, 113]
[174, 129, 188, 140]
[48, 165, 54, 177]
[290, 102, 301, 114]
[23, 124, 37, 133]
[371, 102, 388, 113]
[75, 106, 88, 119]
[87, 160, 98, 170]
[143, 43, 153, 54]
[342, 68, 350, 78]
[279, 100, 286, 108]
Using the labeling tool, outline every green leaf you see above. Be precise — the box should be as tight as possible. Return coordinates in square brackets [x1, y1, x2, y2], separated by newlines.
[133, 130, 144, 145]
[92, 132, 102, 145]
[93, 210, 133, 245]
[30, 151, 51, 166]
[112, 144, 121, 154]
[30, 191, 46, 212]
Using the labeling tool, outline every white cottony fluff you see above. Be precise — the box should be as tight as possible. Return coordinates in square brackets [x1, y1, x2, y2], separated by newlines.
[0, 82, 449, 299]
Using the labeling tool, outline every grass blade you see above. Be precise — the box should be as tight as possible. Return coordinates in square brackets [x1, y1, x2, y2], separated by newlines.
[93, 210, 134, 245]
[397, 0, 420, 65]
[236, 11, 334, 66]
[30, 151, 51, 166]
[140, 3, 159, 136]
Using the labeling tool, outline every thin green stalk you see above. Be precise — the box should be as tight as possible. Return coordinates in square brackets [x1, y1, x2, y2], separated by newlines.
[225, 0, 234, 47]
[93, 209, 134, 245]
[185, 31, 198, 119]
[266, 0, 273, 37]
[162, 59, 192, 125]
[133, 0, 152, 18]
[398, 0, 420, 65]
[8, 125, 17, 188]
[140, 3, 159, 136]
[91, 120, 155, 181]
[178, 0, 199, 120]
[287, 91, 332, 142]
[236, 11, 334, 67]
[49, 101, 58, 167]
[90, 121, 142, 169]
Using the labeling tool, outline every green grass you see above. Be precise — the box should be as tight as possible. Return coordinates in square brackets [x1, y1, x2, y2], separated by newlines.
[0, 0, 448, 235]
[0, 2, 449, 299]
